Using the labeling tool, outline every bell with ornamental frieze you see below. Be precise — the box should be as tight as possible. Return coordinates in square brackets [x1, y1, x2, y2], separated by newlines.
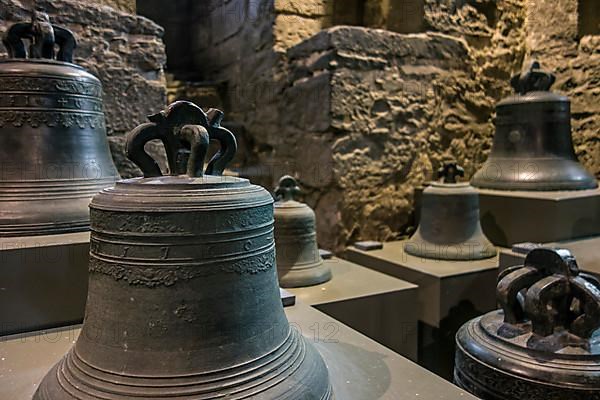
[33, 101, 333, 400]
[274, 175, 332, 287]
[471, 61, 597, 191]
[404, 163, 496, 260]
[455, 248, 600, 399]
[0, 11, 119, 236]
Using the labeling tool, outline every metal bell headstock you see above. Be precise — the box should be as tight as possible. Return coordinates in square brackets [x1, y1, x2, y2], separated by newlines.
[2, 10, 76, 62]
[126, 101, 237, 178]
[498, 248, 600, 339]
[437, 163, 465, 184]
[274, 175, 302, 201]
[510, 61, 556, 95]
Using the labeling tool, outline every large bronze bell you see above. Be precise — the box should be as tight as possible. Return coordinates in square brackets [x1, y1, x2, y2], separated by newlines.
[274, 176, 332, 287]
[471, 61, 597, 191]
[404, 163, 496, 260]
[0, 12, 119, 236]
[455, 248, 600, 399]
[34, 102, 332, 399]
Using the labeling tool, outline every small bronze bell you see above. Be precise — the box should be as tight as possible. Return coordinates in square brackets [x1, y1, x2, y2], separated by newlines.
[471, 61, 597, 191]
[274, 176, 332, 287]
[455, 248, 600, 399]
[34, 102, 332, 399]
[0, 12, 119, 236]
[404, 163, 496, 260]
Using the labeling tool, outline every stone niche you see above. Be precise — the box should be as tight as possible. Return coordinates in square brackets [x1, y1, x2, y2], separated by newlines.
[0, 0, 167, 178]
[578, 0, 600, 36]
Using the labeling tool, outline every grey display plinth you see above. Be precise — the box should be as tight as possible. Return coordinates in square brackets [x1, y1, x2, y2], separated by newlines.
[0, 233, 90, 336]
[345, 240, 499, 380]
[478, 187, 600, 247]
[286, 257, 418, 361]
[499, 236, 600, 279]
[0, 302, 476, 400]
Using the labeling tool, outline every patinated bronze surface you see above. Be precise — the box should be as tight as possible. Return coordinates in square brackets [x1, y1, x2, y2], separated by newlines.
[404, 163, 496, 260]
[471, 61, 597, 191]
[274, 175, 332, 287]
[0, 12, 119, 236]
[33, 102, 332, 399]
[455, 248, 600, 399]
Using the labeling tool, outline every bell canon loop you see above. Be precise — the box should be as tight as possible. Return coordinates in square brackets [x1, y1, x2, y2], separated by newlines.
[34, 101, 333, 399]
[273, 175, 332, 287]
[471, 60, 597, 191]
[455, 248, 600, 400]
[404, 163, 496, 261]
[0, 11, 119, 236]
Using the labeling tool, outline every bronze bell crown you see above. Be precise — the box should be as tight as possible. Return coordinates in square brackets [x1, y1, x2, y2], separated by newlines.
[471, 60, 597, 191]
[34, 102, 333, 399]
[455, 248, 600, 399]
[0, 11, 119, 236]
[274, 175, 332, 287]
[404, 163, 496, 260]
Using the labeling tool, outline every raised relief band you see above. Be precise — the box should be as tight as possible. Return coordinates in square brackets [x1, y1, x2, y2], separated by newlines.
[0, 94, 103, 112]
[0, 76, 102, 97]
[0, 111, 105, 129]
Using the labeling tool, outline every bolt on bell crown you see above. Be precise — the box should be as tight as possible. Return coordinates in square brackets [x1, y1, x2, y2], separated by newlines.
[274, 175, 332, 288]
[455, 248, 600, 399]
[404, 163, 496, 261]
[471, 60, 598, 191]
[0, 11, 119, 236]
[34, 101, 333, 400]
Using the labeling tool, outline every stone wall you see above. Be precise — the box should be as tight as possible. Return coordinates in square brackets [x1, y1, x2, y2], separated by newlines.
[0, 0, 167, 178]
[99, 0, 135, 13]
[164, 0, 599, 250]
[273, 0, 427, 51]
[266, 28, 496, 249]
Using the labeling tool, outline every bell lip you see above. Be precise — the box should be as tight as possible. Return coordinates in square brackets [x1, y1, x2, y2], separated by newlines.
[403, 239, 497, 261]
[471, 174, 599, 191]
[278, 260, 332, 288]
[471, 158, 599, 191]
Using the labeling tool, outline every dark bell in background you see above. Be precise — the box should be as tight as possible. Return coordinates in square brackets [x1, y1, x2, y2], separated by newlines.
[404, 163, 496, 260]
[471, 61, 598, 191]
[273, 175, 332, 287]
[0, 12, 119, 236]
